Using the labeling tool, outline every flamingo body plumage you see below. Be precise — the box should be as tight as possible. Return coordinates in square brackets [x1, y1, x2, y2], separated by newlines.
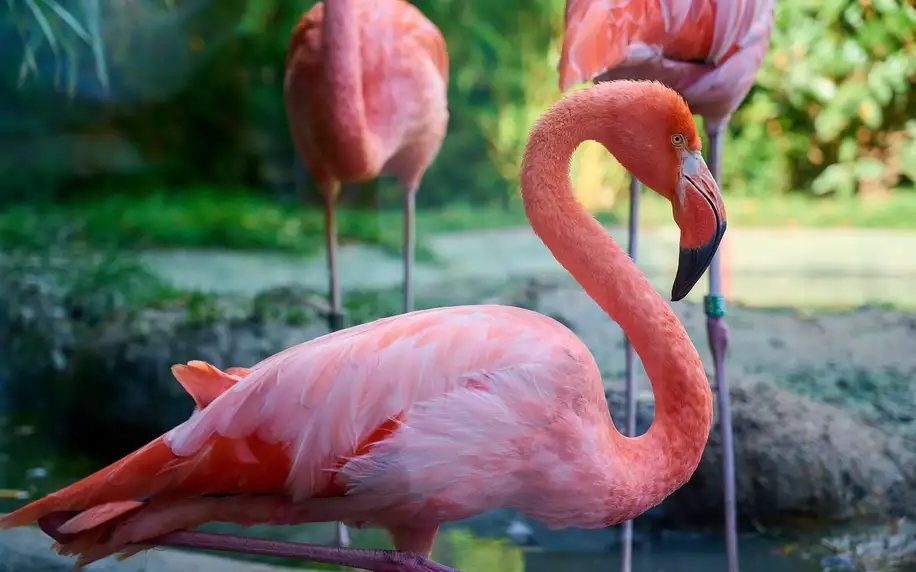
[559, 0, 774, 129]
[0, 80, 725, 572]
[285, 0, 449, 327]
[286, 0, 448, 187]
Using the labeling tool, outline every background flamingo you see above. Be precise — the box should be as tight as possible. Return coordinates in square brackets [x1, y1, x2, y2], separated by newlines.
[557, 2, 774, 570]
[0, 80, 725, 572]
[285, 0, 449, 333]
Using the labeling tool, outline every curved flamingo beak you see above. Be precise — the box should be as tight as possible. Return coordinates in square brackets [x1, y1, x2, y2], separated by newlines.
[671, 152, 727, 302]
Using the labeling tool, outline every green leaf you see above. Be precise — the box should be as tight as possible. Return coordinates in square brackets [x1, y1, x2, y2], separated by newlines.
[872, 0, 898, 14]
[858, 98, 883, 129]
[16, 30, 42, 88]
[812, 163, 855, 197]
[814, 109, 848, 141]
[22, 0, 58, 55]
[37, 0, 90, 42]
[853, 158, 885, 181]
[808, 76, 837, 101]
[843, 3, 865, 28]
[898, 122, 916, 181]
[838, 138, 858, 163]
[82, 0, 108, 93]
[56, 28, 79, 96]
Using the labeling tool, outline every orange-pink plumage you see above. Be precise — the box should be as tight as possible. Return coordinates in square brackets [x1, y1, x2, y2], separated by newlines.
[0, 80, 726, 572]
[559, 0, 774, 126]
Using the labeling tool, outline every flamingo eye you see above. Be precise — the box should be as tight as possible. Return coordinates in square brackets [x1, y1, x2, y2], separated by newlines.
[671, 134, 686, 147]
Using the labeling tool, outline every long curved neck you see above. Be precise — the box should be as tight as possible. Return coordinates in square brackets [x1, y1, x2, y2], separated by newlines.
[322, 0, 372, 171]
[519, 84, 713, 516]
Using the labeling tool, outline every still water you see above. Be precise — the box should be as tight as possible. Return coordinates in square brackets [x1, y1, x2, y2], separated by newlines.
[520, 536, 819, 572]
[436, 516, 825, 572]
[181, 520, 826, 572]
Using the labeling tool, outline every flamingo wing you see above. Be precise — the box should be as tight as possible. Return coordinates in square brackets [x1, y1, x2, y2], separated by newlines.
[284, 0, 448, 184]
[395, 1, 449, 84]
[290, 1, 447, 85]
[705, 0, 775, 66]
[286, 5, 322, 71]
[560, 0, 665, 92]
[172, 361, 244, 410]
[558, 0, 771, 91]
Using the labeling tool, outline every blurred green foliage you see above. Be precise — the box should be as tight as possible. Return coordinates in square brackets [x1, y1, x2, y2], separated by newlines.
[6, 0, 112, 96]
[6, 189, 916, 264]
[726, 0, 916, 198]
[0, 188, 541, 256]
[3, 0, 915, 211]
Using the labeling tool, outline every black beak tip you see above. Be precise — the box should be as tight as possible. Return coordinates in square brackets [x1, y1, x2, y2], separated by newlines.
[670, 222, 727, 302]
[670, 251, 704, 302]
[670, 284, 690, 303]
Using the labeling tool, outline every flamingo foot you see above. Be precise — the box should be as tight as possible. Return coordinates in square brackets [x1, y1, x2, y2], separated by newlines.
[38, 514, 461, 572]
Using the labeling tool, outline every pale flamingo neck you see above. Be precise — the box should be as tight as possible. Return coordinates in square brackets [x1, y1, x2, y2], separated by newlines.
[520, 83, 713, 517]
[322, 0, 372, 169]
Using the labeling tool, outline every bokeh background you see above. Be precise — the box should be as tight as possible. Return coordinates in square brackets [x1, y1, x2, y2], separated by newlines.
[1, 1, 916, 571]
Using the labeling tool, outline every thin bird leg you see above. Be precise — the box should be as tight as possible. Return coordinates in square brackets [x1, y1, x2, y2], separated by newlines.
[37, 515, 461, 572]
[321, 190, 350, 537]
[403, 187, 418, 313]
[323, 188, 346, 331]
[704, 123, 738, 572]
[157, 531, 461, 572]
[619, 174, 641, 572]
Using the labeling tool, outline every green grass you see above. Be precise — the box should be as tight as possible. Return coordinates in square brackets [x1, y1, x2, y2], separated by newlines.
[2, 188, 915, 258]
[0, 188, 532, 261]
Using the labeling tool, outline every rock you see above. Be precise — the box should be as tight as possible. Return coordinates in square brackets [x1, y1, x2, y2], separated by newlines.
[0, 249, 332, 458]
[805, 523, 916, 572]
[600, 381, 912, 528]
[663, 381, 912, 527]
[50, 288, 330, 457]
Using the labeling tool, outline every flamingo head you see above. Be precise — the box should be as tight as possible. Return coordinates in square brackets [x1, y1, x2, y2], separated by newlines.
[669, 145, 726, 302]
[611, 83, 727, 302]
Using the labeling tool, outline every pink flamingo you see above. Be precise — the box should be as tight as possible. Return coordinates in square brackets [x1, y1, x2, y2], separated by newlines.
[0, 80, 726, 572]
[285, 0, 449, 331]
[557, 2, 774, 570]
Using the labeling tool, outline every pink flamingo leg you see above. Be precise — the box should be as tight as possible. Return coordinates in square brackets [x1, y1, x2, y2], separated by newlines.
[619, 174, 641, 572]
[37, 514, 459, 572]
[323, 188, 346, 332]
[403, 187, 417, 313]
[703, 123, 738, 572]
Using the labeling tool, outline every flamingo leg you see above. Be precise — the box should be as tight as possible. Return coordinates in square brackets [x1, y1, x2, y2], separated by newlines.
[403, 187, 417, 314]
[323, 188, 346, 331]
[320, 183, 348, 539]
[703, 124, 738, 572]
[620, 174, 641, 572]
[37, 515, 459, 572]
